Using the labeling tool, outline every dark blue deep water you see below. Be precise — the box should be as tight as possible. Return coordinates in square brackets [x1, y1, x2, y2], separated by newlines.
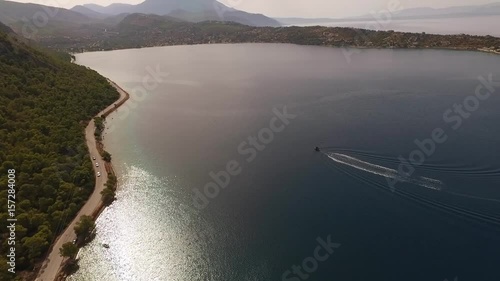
[74, 44, 500, 281]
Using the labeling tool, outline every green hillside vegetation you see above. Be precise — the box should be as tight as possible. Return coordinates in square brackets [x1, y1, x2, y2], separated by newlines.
[0, 27, 119, 280]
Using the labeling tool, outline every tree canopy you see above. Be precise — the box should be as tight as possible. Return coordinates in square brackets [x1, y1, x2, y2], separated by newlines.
[0, 28, 119, 277]
[59, 242, 78, 259]
[74, 215, 95, 238]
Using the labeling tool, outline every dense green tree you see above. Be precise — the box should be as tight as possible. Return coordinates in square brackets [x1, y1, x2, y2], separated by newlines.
[59, 242, 78, 258]
[102, 151, 112, 162]
[101, 186, 116, 206]
[74, 215, 95, 238]
[21, 225, 52, 263]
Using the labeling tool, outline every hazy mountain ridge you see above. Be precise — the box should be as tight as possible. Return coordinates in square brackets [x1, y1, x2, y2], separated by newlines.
[71, 5, 111, 19]
[278, 2, 500, 25]
[32, 12, 499, 56]
[80, 3, 135, 15]
[0, 21, 13, 34]
[0, 0, 278, 28]
[395, 2, 500, 18]
[0, 0, 92, 25]
[81, 0, 280, 27]
[0, 0, 498, 56]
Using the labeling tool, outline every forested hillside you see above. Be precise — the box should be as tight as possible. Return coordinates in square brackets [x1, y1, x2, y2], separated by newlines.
[38, 14, 500, 55]
[0, 25, 119, 280]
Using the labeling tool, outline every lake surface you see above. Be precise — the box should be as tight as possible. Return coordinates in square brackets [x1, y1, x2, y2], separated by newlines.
[294, 15, 500, 37]
[74, 44, 500, 281]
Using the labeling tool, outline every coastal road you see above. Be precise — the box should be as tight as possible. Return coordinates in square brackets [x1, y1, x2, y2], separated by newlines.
[36, 80, 128, 281]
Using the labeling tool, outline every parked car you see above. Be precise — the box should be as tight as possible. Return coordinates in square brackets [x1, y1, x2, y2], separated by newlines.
[96, 163, 99, 167]
[92, 156, 96, 160]
[97, 172, 101, 177]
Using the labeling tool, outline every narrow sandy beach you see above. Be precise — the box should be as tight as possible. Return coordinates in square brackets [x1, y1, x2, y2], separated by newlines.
[36, 80, 129, 281]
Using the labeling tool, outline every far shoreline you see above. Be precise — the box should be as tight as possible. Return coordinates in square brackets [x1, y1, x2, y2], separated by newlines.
[72, 42, 500, 57]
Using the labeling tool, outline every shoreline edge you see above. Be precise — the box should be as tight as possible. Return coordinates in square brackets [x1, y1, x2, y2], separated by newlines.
[35, 79, 130, 281]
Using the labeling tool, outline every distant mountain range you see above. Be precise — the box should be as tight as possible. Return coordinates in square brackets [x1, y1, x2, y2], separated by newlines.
[0, 1, 92, 25]
[2, 0, 498, 32]
[391, 2, 500, 18]
[0, 0, 279, 29]
[278, 2, 500, 25]
[75, 0, 280, 27]
[29, 12, 498, 55]
[0, 0, 498, 59]
[71, 5, 111, 20]
[1, 0, 499, 48]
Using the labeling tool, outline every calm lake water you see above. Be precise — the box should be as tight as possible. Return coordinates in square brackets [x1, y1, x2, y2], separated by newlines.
[74, 44, 500, 281]
[296, 15, 500, 37]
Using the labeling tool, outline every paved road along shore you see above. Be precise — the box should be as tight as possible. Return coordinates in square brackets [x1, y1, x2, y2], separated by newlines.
[36, 80, 129, 281]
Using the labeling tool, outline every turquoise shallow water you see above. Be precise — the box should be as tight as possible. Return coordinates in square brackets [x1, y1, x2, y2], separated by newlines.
[73, 44, 500, 281]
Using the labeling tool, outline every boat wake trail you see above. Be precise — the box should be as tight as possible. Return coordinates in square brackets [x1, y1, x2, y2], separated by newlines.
[321, 150, 500, 227]
[325, 153, 444, 191]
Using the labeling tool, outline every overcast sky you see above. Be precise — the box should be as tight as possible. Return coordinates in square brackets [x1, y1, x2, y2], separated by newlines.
[9, 0, 496, 18]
